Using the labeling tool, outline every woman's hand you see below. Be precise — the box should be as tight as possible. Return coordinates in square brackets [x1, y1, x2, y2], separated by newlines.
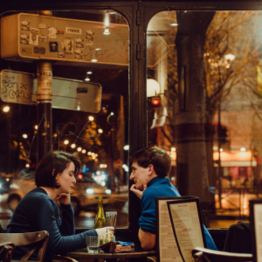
[95, 227, 115, 240]
[56, 193, 71, 205]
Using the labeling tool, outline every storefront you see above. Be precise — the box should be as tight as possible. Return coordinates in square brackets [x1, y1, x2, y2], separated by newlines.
[1, 0, 262, 245]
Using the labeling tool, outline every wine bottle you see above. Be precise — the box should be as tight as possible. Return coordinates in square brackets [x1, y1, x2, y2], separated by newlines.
[94, 196, 106, 229]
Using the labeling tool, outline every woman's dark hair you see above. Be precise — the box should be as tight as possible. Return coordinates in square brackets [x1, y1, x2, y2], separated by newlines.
[129, 146, 171, 177]
[35, 151, 81, 188]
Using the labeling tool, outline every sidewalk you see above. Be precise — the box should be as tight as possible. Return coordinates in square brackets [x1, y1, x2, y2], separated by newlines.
[209, 189, 260, 228]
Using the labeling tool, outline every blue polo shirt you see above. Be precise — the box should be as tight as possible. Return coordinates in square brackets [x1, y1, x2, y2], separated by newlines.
[139, 176, 217, 250]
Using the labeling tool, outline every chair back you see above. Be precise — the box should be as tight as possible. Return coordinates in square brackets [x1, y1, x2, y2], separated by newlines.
[250, 199, 262, 262]
[192, 247, 253, 262]
[0, 231, 49, 262]
[0, 242, 15, 262]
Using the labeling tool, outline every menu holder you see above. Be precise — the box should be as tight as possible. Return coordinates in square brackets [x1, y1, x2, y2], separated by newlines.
[155, 196, 206, 262]
[249, 199, 262, 262]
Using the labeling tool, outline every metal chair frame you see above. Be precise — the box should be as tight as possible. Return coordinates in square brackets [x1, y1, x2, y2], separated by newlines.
[192, 247, 253, 262]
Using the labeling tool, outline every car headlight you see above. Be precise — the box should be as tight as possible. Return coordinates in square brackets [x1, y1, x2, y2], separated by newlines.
[86, 188, 94, 194]
[10, 184, 19, 189]
[105, 189, 111, 195]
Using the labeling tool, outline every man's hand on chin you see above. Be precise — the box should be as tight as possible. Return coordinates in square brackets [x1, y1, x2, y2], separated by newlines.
[130, 181, 148, 199]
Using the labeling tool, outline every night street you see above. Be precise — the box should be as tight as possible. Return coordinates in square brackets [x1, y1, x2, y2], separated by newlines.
[0, 194, 128, 230]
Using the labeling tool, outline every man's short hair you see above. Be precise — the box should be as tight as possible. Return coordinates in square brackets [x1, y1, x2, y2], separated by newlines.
[129, 146, 170, 177]
[35, 151, 81, 188]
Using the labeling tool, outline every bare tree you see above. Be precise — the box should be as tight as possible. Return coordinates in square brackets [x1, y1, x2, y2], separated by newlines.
[204, 11, 262, 122]
[204, 11, 262, 188]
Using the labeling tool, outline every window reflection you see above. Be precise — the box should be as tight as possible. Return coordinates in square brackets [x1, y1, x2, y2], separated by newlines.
[147, 10, 262, 218]
[0, 10, 129, 228]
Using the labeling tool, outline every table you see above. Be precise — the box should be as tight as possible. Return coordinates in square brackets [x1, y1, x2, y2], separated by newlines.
[66, 248, 156, 262]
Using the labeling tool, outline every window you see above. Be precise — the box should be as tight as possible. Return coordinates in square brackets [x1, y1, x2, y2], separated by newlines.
[0, 9, 129, 228]
[147, 9, 262, 216]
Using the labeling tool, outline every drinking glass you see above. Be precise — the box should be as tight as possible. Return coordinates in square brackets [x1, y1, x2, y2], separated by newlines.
[104, 211, 117, 244]
[86, 235, 99, 253]
[106, 211, 117, 227]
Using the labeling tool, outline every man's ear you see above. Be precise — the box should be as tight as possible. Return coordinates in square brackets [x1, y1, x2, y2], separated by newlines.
[148, 164, 154, 176]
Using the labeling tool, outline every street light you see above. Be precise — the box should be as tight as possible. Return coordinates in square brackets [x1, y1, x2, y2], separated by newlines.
[122, 164, 129, 172]
[225, 53, 235, 61]
[147, 79, 160, 97]
[3, 106, 10, 112]
[123, 145, 129, 151]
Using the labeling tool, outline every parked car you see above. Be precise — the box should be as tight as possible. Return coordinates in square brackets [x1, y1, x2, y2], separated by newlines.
[71, 174, 127, 216]
[7, 168, 36, 212]
[7, 170, 127, 216]
[0, 173, 13, 194]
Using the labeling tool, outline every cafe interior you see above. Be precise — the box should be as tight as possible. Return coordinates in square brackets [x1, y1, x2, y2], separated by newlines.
[0, 0, 262, 261]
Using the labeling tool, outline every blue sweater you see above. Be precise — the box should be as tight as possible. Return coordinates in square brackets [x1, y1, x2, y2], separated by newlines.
[139, 176, 217, 250]
[7, 188, 97, 262]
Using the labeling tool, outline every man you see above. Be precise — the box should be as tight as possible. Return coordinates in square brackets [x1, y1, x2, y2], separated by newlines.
[129, 146, 217, 250]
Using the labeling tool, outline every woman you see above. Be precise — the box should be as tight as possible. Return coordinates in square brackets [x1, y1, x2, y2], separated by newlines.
[7, 151, 113, 262]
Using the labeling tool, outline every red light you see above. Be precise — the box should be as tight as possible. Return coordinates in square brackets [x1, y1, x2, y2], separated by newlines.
[152, 98, 160, 105]
[149, 96, 161, 107]
[77, 174, 83, 179]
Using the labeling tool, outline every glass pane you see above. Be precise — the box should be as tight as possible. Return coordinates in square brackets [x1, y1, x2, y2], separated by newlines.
[147, 10, 177, 183]
[147, 10, 262, 224]
[0, 9, 129, 229]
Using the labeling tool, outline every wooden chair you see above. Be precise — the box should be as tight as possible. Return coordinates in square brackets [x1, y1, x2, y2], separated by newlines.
[53, 255, 78, 262]
[192, 247, 253, 262]
[0, 242, 15, 262]
[0, 231, 49, 262]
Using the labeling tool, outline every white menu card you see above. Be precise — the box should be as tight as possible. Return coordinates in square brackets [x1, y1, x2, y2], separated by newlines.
[156, 197, 206, 262]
